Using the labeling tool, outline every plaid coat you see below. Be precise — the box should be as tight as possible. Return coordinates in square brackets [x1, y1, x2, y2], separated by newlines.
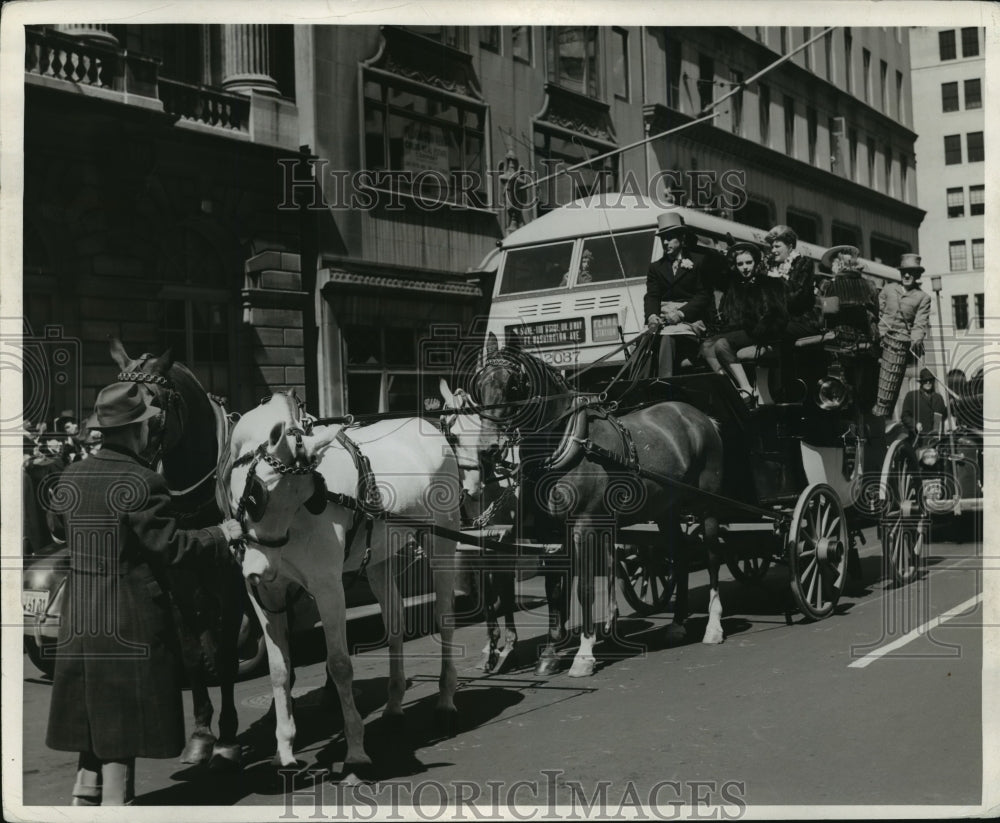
[45, 445, 228, 760]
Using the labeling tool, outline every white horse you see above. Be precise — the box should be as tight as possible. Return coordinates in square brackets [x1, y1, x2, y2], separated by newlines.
[218, 393, 460, 770]
[439, 379, 520, 674]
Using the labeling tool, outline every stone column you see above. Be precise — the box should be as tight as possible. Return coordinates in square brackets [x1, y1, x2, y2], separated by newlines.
[222, 25, 279, 96]
[54, 24, 119, 47]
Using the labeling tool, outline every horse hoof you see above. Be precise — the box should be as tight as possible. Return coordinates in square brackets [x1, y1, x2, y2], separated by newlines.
[664, 623, 687, 646]
[342, 759, 376, 784]
[494, 644, 515, 673]
[180, 732, 216, 764]
[433, 707, 458, 738]
[477, 650, 499, 673]
[534, 650, 561, 677]
[567, 656, 596, 678]
[208, 743, 243, 771]
[271, 753, 299, 770]
[702, 629, 725, 645]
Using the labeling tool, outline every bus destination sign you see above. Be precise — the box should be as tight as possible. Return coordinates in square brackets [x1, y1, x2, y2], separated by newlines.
[505, 317, 585, 348]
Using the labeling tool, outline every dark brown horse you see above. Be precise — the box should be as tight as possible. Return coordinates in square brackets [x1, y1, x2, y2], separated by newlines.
[109, 339, 244, 767]
[470, 336, 726, 677]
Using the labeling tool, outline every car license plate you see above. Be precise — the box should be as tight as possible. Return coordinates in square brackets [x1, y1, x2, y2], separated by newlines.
[22, 590, 49, 616]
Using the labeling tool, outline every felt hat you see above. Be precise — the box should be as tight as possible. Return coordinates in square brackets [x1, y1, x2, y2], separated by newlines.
[820, 245, 862, 273]
[898, 253, 925, 277]
[919, 368, 936, 384]
[85, 382, 161, 430]
[728, 241, 764, 264]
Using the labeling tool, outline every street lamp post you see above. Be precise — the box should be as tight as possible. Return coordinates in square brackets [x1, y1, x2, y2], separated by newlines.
[930, 274, 955, 441]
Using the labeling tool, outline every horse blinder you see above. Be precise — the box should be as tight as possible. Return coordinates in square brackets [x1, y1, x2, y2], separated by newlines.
[305, 471, 328, 515]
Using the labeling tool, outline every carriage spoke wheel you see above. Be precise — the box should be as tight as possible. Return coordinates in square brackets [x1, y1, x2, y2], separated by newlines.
[724, 531, 772, 583]
[615, 544, 675, 617]
[787, 483, 848, 621]
[879, 439, 928, 587]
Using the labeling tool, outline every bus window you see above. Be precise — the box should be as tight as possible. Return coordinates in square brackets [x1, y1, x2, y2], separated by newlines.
[497, 241, 574, 295]
[580, 230, 657, 283]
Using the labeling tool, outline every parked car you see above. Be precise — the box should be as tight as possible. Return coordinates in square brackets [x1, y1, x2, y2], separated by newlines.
[23, 540, 441, 679]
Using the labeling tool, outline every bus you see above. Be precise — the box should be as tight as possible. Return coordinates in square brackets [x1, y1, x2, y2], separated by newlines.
[474, 193, 900, 389]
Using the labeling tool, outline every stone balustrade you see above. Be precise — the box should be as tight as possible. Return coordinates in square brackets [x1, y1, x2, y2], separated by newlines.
[159, 78, 250, 133]
[25, 26, 119, 89]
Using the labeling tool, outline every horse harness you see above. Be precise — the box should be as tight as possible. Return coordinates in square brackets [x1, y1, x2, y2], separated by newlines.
[117, 361, 187, 476]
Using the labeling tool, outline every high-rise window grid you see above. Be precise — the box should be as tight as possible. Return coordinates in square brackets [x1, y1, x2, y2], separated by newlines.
[944, 134, 962, 165]
[942, 82, 959, 112]
[974, 293, 985, 328]
[939, 30, 956, 61]
[952, 294, 969, 330]
[972, 238, 984, 270]
[970, 185, 985, 215]
[961, 27, 979, 57]
[949, 240, 968, 272]
[967, 131, 984, 162]
[965, 78, 982, 109]
[947, 187, 965, 218]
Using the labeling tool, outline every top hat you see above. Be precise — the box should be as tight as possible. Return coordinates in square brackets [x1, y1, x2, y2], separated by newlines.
[898, 253, 925, 277]
[820, 244, 862, 273]
[656, 212, 698, 245]
[85, 382, 161, 431]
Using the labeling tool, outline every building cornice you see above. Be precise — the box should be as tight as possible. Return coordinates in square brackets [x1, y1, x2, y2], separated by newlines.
[644, 103, 926, 225]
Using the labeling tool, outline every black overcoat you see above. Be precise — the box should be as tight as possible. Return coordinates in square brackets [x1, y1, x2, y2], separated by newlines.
[643, 254, 712, 321]
[45, 445, 228, 760]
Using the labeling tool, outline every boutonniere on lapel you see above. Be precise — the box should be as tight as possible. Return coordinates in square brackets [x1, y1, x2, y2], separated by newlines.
[769, 249, 800, 280]
[673, 257, 695, 274]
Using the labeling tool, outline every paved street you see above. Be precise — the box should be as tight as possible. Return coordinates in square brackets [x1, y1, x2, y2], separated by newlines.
[19, 525, 987, 813]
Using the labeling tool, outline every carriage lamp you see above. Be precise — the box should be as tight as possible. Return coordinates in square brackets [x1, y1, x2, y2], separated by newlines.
[816, 363, 851, 410]
[931, 274, 942, 293]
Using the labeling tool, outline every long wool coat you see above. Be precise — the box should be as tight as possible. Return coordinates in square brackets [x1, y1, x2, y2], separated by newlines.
[45, 445, 228, 760]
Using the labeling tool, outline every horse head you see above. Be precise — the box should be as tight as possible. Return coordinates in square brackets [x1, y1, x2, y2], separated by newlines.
[439, 378, 487, 499]
[220, 393, 337, 585]
[109, 338, 186, 455]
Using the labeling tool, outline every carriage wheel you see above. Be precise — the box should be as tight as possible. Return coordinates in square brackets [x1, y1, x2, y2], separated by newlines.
[725, 553, 773, 583]
[879, 439, 928, 587]
[787, 483, 849, 620]
[615, 544, 675, 617]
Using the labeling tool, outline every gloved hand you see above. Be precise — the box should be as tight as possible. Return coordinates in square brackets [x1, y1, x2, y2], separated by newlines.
[220, 518, 244, 543]
[662, 309, 684, 325]
[647, 314, 663, 332]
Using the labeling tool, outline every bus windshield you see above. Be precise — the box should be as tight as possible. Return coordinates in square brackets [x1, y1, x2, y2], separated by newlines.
[497, 241, 573, 295]
[579, 230, 656, 284]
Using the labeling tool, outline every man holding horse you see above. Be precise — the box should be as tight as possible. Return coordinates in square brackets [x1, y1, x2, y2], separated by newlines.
[45, 382, 243, 805]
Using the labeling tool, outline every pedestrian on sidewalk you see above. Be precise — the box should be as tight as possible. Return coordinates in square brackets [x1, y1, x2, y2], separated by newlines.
[45, 382, 244, 805]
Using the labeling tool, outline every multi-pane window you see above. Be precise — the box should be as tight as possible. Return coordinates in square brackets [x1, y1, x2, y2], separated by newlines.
[944, 134, 962, 165]
[161, 298, 232, 399]
[807, 107, 817, 165]
[343, 326, 451, 415]
[362, 73, 488, 203]
[784, 95, 795, 156]
[546, 27, 599, 97]
[786, 209, 818, 244]
[730, 69, 744, 135]
[970, 185, 985, 215]
[942, 82, 959, 112]
[974, 293, 985, 329]
[533, 125, 618, 215]
[844, 28, 853, 92]
[964, 78, 982, 109]
[880, 60, 888, 112]
[939, 30, 956, 61]
[952, 295, 969, 331]
[849, 128, 858, 181]
[862, 48, 871, 103]
[480, 27, 501, 53]
[698, 54, 714, 111]
[949, 240, 968, 271]
[612, 28, 629, 100]
[870, 237, 907, 268]
[759, 83, 771, 146]
[512, 26, 532, 63]
[947, 187, 965, 218]
[972, 238, 984, 270]
[409, 26, 468, 50]
[831, 222, 862, 248]
[967, 131, 984, 162]
[961, 27, 979, 57]
[666, 38, 682, 110]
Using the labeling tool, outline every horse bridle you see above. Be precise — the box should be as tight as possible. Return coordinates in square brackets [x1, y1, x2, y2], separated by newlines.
[117, 357, 186, 466]
[438, 388, 486, 476]
[231, 424, 319, 553]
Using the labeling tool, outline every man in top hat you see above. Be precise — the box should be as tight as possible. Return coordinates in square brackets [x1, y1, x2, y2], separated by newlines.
[901, 367, 948, 436]
[644, 212, 715, 376]
[45, 382, 243, 805]
[872, 252, 932, 418]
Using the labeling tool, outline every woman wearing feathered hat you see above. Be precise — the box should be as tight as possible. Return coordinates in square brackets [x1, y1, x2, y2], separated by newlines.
[872, 253, 932, 418]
